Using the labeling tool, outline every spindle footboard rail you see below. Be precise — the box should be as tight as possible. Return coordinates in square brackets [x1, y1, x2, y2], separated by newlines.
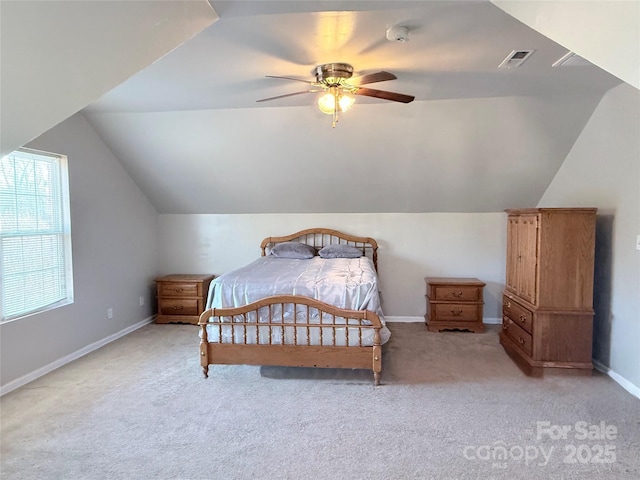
[198, 294, 383, 385]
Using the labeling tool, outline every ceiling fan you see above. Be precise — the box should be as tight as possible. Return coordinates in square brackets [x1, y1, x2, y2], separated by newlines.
[257, 63, 415, 127]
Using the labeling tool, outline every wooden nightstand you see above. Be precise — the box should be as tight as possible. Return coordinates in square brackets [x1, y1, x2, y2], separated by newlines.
[155, 274, 215, 324]
[424, 277, 485, 333]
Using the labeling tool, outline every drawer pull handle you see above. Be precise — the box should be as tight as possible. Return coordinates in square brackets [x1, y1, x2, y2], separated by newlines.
[502, 323, 509, 330]
[519, 315, 527, 323]
[174, 288, 183, 293]
[518, 337, 525, 345]
[450, 309, 463, 316]
[451, 291, 463, 298]
[503, 300, 511, 308]
[173, 305, 184, 310]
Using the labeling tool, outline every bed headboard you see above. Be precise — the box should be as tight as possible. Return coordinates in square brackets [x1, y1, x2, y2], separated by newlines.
[260, 228, 379, 271]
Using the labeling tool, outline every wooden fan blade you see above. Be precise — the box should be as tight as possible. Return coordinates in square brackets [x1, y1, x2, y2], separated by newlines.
[349, 71, 397, 86]
[354, 87, 414, 103]
[256, 90, 320, 102]
[266, 75, 319, 86]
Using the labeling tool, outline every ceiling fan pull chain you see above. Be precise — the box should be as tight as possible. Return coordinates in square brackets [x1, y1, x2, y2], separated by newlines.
[333, 86, 338, 127]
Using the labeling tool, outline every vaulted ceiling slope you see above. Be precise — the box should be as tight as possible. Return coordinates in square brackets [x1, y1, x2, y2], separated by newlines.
[82, 0, 626, 214]
[29, 1, 634, 213]
[0, 0, 218, 158]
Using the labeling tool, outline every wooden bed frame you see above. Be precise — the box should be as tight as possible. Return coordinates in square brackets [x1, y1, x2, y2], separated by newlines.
[260, 228, 378, 271]
[198, 228, 384, 385]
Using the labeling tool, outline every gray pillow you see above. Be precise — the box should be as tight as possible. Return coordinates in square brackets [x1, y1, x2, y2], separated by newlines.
[271, 242, 316, 259]
[318, 244, 363, 259]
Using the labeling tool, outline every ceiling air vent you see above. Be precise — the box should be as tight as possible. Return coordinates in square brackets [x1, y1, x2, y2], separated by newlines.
[498, 49, 535, 69]
[552, 51, 592, 67]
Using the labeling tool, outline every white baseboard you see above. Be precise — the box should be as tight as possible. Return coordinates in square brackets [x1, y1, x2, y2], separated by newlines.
[386, 316, 502, 324]
[593, 359, 640, 399]
[0, 316, 155, 397]
[483, 317, 502, 325]
[386, 316, 423, 323]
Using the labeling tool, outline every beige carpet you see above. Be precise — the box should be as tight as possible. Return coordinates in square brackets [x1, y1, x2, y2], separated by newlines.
[1, 323, 639, 480]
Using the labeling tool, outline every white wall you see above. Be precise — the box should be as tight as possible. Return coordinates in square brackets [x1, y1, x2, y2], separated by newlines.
[539, 83, 640, 392]
[0, 114, 159, 389]
[158, 213, 506, 321]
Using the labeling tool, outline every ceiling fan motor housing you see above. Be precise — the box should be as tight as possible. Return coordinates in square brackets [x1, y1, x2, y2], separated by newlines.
[315, 63, 354, 85]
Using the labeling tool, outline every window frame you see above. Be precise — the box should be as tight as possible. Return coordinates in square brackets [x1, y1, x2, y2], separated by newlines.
[0, 147, 74, 323]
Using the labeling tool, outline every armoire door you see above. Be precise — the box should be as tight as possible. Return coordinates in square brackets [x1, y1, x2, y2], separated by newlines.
[505, 216, 520, 294]
[517, 214, 539, 304]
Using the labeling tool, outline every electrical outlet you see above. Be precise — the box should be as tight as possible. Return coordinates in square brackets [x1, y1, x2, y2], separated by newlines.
[107, 307, 113, 319]
[139, 296, 145, 307]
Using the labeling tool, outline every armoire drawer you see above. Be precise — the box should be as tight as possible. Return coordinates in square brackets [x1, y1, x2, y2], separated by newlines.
[502, 295, 533, 334]
[502, 317, 533, 356]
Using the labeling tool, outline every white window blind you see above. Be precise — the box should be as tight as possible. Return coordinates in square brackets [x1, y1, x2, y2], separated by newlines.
[0, 148, 73, 322]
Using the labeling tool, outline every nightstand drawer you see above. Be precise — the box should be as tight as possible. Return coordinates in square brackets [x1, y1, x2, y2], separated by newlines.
[433, 303, 479, 322]
[503, 317, 532, 356]
[433, 285, 481, 302]
[159, 282, 199, 297]
[158, 298, 200, 316]
[502, 295, 533, 334]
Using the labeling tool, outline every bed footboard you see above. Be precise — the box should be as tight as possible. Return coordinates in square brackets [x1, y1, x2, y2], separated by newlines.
[198, 295, 383, 385]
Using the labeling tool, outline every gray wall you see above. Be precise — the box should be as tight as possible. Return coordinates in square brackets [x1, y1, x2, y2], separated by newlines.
[539, 83, 640, 391]
[0, 113, 159, 388]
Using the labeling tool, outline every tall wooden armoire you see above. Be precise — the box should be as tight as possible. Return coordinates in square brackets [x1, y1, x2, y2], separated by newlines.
[500, 208, 597, 375]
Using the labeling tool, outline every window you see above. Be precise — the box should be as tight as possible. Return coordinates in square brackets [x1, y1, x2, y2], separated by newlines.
[0, 148, 73, 322]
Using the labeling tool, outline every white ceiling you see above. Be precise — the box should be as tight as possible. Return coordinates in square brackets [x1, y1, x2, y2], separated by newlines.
[85, 0, 617, 113]
[77, 0, 624, 214]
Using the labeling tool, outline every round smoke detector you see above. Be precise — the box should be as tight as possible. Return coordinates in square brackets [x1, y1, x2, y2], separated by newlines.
[386, 25, 409, 42]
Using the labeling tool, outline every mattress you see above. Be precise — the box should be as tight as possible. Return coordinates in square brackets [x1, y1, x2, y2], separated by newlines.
[204, 255, 390, 345]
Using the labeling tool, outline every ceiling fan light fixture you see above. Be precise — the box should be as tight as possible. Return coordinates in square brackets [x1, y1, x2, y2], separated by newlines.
[317, 89, 355, 115]
[339, 92, 355, 112]
[318, 92, 337, 115]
